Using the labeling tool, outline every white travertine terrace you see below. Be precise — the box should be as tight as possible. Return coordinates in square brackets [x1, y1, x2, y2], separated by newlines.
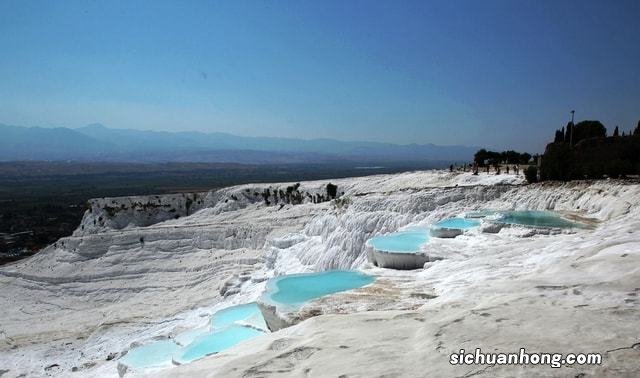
[366, 246, 431, 270]
[1, 171, 639, 377]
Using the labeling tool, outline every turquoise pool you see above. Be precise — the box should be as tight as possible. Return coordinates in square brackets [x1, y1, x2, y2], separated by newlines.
[495, 210, 581, 228]
[368, 230, 429, 253]
[433, 217, 480, 229]
[211, 302, 266, 331]
[174, 325, 264, 364]
[120, 302, 268, 370]
[264, 270, 375, 307]
[118, 340, 181, 370]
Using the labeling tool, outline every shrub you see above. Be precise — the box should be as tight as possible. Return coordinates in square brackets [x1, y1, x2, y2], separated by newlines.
[185, 197, 194, 214]
[524, 166, 538, 183]
[539, 143, 577, 181]
[326, 183, 338, 199]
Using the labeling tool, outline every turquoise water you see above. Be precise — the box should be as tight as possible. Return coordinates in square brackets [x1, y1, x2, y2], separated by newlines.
[211, 302, 266, 330]
[118, 340, 181, 369]
[266, 270, 375, 306]
[174, 325, 264, 364]
[120, 302, 268, 369]
[174, 327, 209, 347]
[496, 210, 580, 228]
[368, 230, 429, 253]
[434, 217, 480, 230]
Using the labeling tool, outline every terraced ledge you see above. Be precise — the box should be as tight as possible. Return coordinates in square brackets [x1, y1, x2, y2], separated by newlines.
[366, 230, 432, 270]
[256, 302, 296, 332]
[366, 247, 430, 270]
[429, 227, 463, 238]
[257, 275, 435, 332]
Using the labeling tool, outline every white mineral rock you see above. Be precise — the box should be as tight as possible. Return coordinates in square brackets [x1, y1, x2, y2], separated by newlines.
[1, 171, 638, 377]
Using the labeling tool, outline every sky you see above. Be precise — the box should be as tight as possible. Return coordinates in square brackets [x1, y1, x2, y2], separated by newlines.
[0, 0, 639, 152]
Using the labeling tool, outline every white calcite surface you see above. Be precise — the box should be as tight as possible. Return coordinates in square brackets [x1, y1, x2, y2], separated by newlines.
[1, 170, 639, 377]
[429, 226, 464, 238]
[75, 193, 208, 235]
[366, 246, 431, 270]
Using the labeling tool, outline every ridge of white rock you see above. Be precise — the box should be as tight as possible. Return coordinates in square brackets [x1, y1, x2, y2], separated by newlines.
[1, 171, 639, 377]
[75, 193, 208, 235]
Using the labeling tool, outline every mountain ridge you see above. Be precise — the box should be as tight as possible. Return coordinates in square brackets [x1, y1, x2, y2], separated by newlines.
[0, 123, 478, 163]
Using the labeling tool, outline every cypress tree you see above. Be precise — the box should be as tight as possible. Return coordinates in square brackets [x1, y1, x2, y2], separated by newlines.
[565, 122, 573, 145]
[554, 129, 563, 143]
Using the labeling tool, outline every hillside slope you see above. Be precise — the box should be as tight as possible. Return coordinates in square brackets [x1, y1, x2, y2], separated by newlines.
[0, 123, 477, 163]
[1, 171, 638, 377]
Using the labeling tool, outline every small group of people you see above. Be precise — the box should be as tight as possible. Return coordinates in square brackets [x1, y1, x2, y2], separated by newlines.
[449, 163, 520, 176]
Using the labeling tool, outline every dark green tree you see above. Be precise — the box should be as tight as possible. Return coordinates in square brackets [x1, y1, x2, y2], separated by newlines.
[540, 143, 577, 181]
[613, 126, 619, 137]
[475, 149, 532, 166]
[524, 166, 538, 183]
[570, 120, 607, 146]
[554, 127, 565, 143]
[474, 149, 488, 166]
[326, 183, 338, 199]
[564, 122, 574, 144]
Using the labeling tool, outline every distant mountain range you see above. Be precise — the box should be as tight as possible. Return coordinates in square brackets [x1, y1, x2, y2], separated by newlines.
[0, 123, 478, 164]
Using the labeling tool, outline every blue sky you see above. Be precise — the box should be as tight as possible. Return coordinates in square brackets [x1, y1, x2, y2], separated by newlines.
[1, 0, 638, 152]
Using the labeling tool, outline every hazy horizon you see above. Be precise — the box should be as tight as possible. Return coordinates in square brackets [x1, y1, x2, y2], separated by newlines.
[2, 122, 480, 148]
[1, 0, 639, 152]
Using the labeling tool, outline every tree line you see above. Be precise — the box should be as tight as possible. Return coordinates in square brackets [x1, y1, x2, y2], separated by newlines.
[473, 149, 533, 167]
[540, 119, 640, 182]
